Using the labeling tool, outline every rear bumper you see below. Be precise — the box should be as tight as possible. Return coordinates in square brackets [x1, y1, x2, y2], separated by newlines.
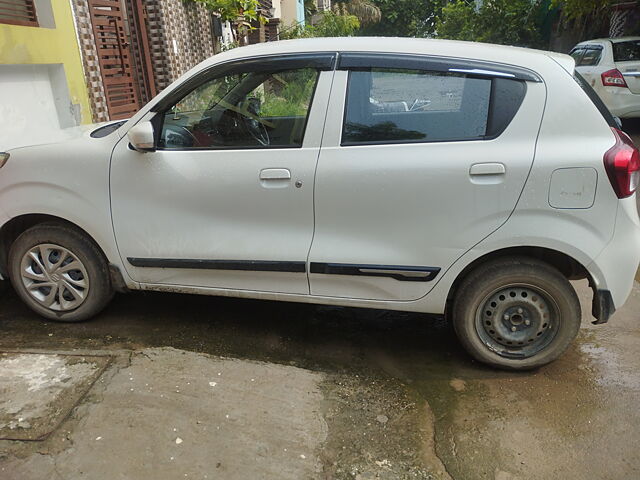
[587, 197, 640, 319]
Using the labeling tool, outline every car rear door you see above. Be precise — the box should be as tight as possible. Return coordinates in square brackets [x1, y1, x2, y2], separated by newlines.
[308, 53, 547, 301]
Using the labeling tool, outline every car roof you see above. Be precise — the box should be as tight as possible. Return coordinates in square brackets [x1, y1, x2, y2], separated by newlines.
[577, 36, 640, 46]
[198, 37, 574, 75]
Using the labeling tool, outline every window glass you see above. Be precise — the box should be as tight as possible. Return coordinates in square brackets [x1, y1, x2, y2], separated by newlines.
[159, 68, 319, 149]
[579, 48, 602, 66]
[343, 69, 491, 145]
[613, 40, 640, 62]
[570, 48, 585, 63]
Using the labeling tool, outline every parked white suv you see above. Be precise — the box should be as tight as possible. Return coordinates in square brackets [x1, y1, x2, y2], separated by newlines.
[571, 37, 640, 118]
[1, 38, 639, 370]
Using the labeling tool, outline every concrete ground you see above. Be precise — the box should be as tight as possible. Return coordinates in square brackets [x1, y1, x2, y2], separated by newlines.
[1, 275, 639, 479]
[0, 124, 639, 479]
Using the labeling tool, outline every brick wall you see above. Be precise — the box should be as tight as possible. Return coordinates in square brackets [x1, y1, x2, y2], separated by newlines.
[72, 0, 110, 122]
[143, 0, 216, 93]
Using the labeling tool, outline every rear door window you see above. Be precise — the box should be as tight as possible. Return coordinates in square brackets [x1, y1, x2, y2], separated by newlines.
[342, 67, 527, 146]
[613, 40, 640, 62]
[343, 69, 492, 145]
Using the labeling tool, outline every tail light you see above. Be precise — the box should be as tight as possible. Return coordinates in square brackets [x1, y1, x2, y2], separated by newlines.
[604, 128, 640, 198]
[602, 69, 628, 87]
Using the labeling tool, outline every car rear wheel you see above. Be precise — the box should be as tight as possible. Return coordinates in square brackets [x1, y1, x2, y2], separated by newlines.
[8, 223, 114, 322]
[452, 257, 581, 370]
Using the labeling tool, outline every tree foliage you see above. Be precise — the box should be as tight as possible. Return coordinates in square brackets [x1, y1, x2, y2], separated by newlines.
[436, 0, 546, 48]
[188, 0, 263, 23]
[551, 0, 613, 21]
[361, 0, 444, 37]
[281, 10, 361, 39]
[333, 0, 382, 26]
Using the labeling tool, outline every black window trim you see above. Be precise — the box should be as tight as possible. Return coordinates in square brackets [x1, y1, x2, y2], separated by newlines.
[337, 52, 543, 83]
[151, 53, 337, 114]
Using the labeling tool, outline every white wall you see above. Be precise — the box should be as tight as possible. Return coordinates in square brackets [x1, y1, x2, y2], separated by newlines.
[0, 64, 78, 150]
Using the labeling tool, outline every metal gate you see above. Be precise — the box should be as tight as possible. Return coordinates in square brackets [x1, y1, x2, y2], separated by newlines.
[88, 0, 140, 119]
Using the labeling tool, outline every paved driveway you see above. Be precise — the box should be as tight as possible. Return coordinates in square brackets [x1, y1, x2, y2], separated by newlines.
[1, 273, 639, 479]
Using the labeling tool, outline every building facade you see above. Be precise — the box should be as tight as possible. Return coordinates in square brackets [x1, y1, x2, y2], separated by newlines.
[1, 0, 293, 129]
[280, 0, 305, 29]
[0, 0, 92, 148]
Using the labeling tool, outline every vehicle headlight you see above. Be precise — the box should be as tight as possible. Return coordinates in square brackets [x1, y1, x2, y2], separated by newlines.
[0, 152, 9, 168]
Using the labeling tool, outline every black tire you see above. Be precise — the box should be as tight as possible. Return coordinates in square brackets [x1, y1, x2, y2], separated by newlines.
[8, 223, 114, 322]
[452, 257, 581, 370]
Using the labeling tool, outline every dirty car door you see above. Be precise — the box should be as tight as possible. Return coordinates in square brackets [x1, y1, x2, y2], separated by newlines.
[308, 53, 546, 301]
[110, 54, 335, 294]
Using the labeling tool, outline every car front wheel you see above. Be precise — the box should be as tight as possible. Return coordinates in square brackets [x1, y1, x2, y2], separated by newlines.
[8, 223, 114, 322]
[452, 257, 582, 370]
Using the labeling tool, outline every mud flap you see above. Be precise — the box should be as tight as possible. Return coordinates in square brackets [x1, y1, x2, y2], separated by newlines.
[592, 289, 615, 325]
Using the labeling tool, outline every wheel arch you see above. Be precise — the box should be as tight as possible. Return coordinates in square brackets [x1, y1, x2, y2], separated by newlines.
[445, 245, 595, 319]
[0, 214, 129, 291]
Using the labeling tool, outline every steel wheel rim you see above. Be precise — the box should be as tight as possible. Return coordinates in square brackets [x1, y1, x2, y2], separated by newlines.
[20, 243, 90, 312]
[474, 283, 560, 359]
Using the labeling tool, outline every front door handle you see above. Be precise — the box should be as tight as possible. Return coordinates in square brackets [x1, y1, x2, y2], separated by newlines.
[469, 163, 506, 176]
[260, 168, 291, 181]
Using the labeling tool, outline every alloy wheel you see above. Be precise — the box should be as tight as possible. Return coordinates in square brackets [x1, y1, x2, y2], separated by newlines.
[20, 243, 90, 312]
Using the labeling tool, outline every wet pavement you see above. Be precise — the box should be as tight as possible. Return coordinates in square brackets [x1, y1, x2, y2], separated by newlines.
[0, 274, 639, 479]
[0, 121, 639, 479]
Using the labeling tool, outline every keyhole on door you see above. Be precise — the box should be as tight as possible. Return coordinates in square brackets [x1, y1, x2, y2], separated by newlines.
[295, 180, 303, 188]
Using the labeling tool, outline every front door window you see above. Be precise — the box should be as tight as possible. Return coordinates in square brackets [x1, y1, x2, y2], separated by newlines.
[159, 68, 319, 149]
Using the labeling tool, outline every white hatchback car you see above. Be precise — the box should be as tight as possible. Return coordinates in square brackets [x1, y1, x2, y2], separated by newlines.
[1, 38, 639, 370]
[571, 37, 640, 118]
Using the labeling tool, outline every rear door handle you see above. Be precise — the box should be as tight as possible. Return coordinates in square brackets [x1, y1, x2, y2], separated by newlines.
[469, 163, 506, 176]
[260, 168, 291, 181]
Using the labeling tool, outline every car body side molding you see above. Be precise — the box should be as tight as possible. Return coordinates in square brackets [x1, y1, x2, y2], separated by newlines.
[310, 263, 441, 282]
[127, 258, 307, 273]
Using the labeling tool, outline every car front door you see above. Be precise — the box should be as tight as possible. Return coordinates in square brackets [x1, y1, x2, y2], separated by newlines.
[308, 53, 546, 301]
[110, 54, 335, 294]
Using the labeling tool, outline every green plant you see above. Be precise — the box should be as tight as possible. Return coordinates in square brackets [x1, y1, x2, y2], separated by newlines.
[188, 0, 267, 41]
[551, 0, 613, 21]
[280, 10, 361, 39]
[436, 0, 546, 48]
[333, 0, 381, 26]
[188, 0, 262, 22]
[361, 0, 444, 38]
[259, 69, 318, 117]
